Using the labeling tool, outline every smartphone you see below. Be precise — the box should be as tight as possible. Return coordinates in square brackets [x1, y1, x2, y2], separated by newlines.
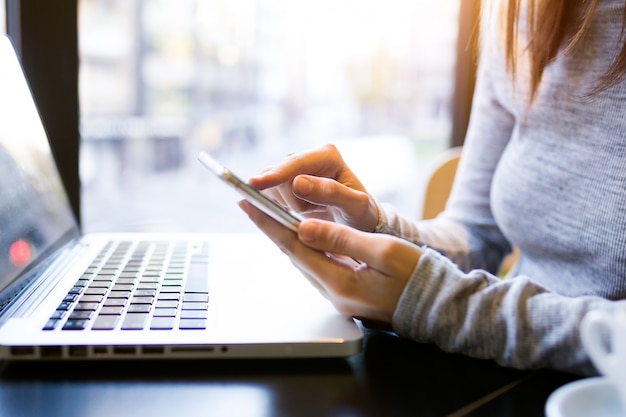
[197, 151, 303, 232]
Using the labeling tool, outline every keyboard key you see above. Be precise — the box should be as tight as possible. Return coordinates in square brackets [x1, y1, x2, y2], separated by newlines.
[164, 274, 183, 280]
[179, 319, 206, 330]
[157, 293, 180, 301]
[57, 302, 72, 310]
[92, 315, 120, 330]
[159, 285, 182, 292]
[134, 290, 157, 298]
[79, 295, 103, 303]
[164, 266, 184, 272]
[99, 306, 124, 315]
[181, 310, 207, 319]
[103, 298, 127, 307]
[128, 304, 151, 313]
[155, 300, 178, 309]
[63, 294, 78, 303]
[183, 293, 208, 302]
[163, 280, 183, 287]
[130, 296, 154, 305]
[136, 282, 158, 290]
[69, 310, 94, 320]
[182, 302, 208, 311]
[68, 286, 84, 295]
[74, 302, 99, 311]
[63, 319, 89, 330]
[50, 310, 66, 319]
[150, 317, 175, 330]
[93, 274, 115, 281]
[98, 264, 118, 272]
[84, 287, 107, 295]
[43, 319, 59, 330]
[121, 313, 149, 330]
[112, 284, 133, 292]
[108, 290, 131, 299]
[184, 257, 209, 293]
[153, 308, 178, 317]
[89, 281, 111, 288]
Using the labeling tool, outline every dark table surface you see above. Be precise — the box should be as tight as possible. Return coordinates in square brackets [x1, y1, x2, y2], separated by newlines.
[0, 327, 581, 417]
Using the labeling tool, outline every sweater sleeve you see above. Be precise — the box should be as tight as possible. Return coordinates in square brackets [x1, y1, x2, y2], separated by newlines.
[392, 247, 620, 375]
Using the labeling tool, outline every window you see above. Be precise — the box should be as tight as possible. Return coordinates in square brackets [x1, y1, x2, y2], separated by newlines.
[0, 0, 5, 34]
[79, 0, 460, 233]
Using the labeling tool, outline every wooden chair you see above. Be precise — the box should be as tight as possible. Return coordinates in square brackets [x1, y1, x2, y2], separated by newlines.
[421, 146, 463, 220]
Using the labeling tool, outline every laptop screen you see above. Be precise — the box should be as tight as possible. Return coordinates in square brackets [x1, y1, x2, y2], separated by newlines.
[0, 36, 78, 299]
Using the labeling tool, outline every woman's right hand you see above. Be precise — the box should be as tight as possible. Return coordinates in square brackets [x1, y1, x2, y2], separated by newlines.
[248, 144, 380, 232]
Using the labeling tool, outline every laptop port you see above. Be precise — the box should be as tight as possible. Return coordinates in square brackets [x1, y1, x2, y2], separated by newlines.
[113, 346, 136, 355]
[142, 346, 165, 355]
[93, 346, 108, 356]
[69, 346, 88, 357]
[171, 346, 214, 353]
[40, 346, 63, 358]
[10, 346, 35, 357]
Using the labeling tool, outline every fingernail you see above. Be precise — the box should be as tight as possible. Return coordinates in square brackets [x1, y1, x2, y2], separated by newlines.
[237, 200, 249, 213]
[294, 176, 313, 196]
[299, 220, 320, 242]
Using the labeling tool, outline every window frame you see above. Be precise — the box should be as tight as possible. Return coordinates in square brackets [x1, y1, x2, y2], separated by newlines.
[6, 0, 81, 225]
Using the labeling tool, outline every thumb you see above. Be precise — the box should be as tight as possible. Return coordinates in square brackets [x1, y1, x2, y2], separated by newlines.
[297, 219, 420, 278]
[293, 175, 378, 231]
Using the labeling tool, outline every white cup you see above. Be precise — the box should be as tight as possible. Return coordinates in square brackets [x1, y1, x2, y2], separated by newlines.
[581, 309, 626, 406]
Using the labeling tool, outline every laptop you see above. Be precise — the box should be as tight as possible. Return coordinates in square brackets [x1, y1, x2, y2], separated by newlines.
[0, 35, 362, 361]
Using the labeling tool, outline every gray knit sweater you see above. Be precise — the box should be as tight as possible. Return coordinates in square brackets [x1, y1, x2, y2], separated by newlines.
[383, 0, 626, 376]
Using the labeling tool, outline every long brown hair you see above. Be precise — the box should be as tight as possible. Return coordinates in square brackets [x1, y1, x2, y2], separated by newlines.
[503, 0, 626, 100]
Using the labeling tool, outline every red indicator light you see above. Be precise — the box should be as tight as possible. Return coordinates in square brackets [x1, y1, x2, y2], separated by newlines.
[9, 240, 31, 267]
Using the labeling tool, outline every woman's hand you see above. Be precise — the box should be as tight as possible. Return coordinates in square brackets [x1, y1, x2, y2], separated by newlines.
[248, 144, 379, 232]
[239, 200, 421, 324]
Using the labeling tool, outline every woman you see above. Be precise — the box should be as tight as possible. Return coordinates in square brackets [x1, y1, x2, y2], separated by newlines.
[239, 0, 626, 376]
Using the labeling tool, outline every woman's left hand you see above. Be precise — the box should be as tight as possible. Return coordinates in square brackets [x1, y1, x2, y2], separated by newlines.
[239, 200, 422, 325]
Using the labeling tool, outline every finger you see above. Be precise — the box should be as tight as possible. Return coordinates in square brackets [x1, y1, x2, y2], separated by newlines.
[297, 219, 421, 278]
[292, 175, 376, 226]
[274, 181, 326, 215]
[249, 144, 365, 191]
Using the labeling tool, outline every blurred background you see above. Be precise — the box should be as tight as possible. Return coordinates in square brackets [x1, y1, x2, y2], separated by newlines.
[3, 0, 461, 234]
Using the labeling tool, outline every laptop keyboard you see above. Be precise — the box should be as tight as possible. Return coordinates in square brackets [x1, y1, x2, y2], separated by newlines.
[42, 239, 209, 331]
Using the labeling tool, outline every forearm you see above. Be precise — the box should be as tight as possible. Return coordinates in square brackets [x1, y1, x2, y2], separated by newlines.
[392, 247, 617, 376]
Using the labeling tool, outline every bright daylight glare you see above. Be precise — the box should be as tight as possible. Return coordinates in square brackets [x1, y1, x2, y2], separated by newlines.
[78, 0, 460, 233]
[0, 1, 5, 34]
